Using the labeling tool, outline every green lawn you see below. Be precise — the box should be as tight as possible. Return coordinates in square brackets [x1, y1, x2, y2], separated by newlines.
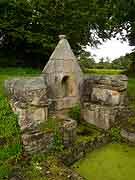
[84, 68, 125, 75]
[72, 143, 135, 180]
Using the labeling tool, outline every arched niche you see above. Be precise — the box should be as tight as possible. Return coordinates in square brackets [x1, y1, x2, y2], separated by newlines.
[62, 76, 69, 97]
[61, 75, 77, 97]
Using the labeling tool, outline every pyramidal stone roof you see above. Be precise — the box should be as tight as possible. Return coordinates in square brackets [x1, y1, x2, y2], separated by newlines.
[42, 35, 82, 74]
[49, 35, 76, 60]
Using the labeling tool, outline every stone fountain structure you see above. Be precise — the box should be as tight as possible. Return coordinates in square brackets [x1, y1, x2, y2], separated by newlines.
[42, 35, 83, 113]
[5, 35, 128, 153]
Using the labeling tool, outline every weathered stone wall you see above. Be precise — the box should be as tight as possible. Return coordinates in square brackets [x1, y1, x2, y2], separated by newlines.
[80, 75, 128, 129]
[4, 77, 52, 154]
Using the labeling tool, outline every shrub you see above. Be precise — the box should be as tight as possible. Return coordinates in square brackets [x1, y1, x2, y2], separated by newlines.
[39, 117, 64, 152]
[68, 104, 81, 122]
[108, 128, 121, 142]
[53, 130, 64, 152]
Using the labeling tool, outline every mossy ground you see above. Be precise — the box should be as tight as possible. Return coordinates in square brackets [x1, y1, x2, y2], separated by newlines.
[72, 143, 135, 180]
[75, 123, 101, 144]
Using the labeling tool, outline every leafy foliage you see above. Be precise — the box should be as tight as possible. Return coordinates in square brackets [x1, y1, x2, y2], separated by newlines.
[111, 54, 132, 70]
[0, 0, 114, 68]
[39, 117, 64, 152]
[68, 104, 81, 122]
[108, 128, 121, 142]
[53, 129, 64, 152]
[78, 51, 95, 70]
[77, 50, 134, 71]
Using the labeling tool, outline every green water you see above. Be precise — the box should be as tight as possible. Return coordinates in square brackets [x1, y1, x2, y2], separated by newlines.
[72, 143, 135, 180]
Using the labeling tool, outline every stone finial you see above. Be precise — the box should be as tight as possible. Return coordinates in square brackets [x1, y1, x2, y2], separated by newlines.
[59, 35, 66, 40]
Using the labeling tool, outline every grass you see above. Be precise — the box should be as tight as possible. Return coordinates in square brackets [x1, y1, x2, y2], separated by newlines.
[84, 68, 125, 75]
[72, 143, 135, 180]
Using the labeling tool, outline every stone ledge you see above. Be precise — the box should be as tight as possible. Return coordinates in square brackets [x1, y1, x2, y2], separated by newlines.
[5, 77, 48, 106]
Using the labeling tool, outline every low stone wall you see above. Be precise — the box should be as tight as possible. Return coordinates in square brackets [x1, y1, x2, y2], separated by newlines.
[80, 75, 128, 129]
[59, 133, 110, 165]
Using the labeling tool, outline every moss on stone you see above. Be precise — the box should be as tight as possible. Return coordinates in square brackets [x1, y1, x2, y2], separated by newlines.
[75, 123, 101, 144]
[68, 104, 81, 122]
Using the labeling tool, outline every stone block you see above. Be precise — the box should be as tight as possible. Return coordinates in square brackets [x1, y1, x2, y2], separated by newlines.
[80, 75, 128, 103]
[64, 59, 74, 73]
[10, 101, 48, 132]
[55, 97, 79, 111]
[81, 104, 117, 129]
[5, 77, 48, 106]
[59, 118, 77, 147]
[91, 88, 120, 106]
[21, 131, 54, 154]
[55, 59, 64, 72]
[80, 74, 128, 129]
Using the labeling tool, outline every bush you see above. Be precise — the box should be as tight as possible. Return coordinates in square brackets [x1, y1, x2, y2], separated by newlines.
[39, 117, 64, 152]
[53, 130, 64, 152]
[68, 104, 81, 122]
[108, 128, 121, 142]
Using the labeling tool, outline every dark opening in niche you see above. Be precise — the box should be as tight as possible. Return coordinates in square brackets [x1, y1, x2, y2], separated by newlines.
[62, 76, 69, 97]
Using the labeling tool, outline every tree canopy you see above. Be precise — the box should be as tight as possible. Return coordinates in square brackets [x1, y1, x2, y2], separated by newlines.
[108, 0, 135, 46]
[0, 0, 135, 68]
[0, 0, 114, 68]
